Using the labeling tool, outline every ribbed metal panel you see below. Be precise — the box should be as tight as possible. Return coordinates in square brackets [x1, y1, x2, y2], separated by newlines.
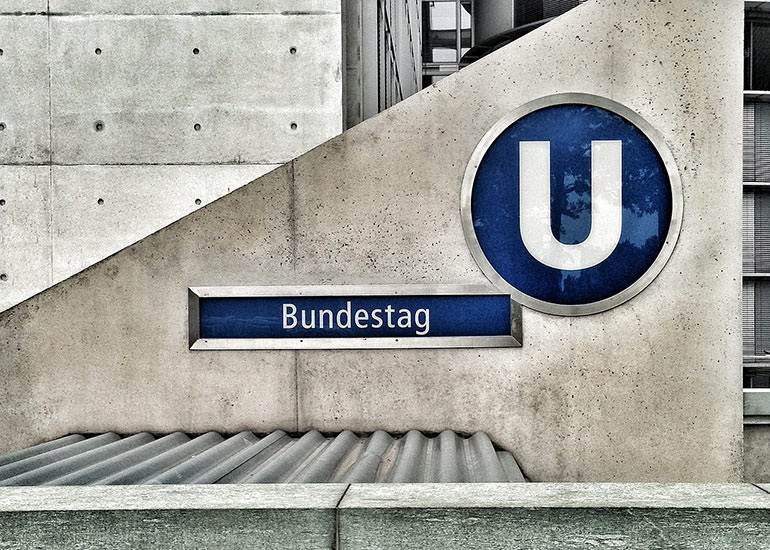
[745, 103, 756, 181]
[0, 430, 526, 486]
[745, 102, 770, 183]
[745, 191, 756, 273]
[745, 280, 756, 358]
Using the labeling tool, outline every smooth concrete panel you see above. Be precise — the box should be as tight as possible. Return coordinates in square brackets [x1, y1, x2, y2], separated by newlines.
[50, 1, 340, 15]
[295, 0, 744, 481]
[0, 165, 296, 454]
[745, 424, 770, 482]
[51, 164, 278, 282]
[339, 507, 770, 550]
[50, 13, 342, 164]
[0, 16, 50, 164]
[338, 484, 770, 550]
[3, 484, 770, 549]
[339, 483, 770, 510]
[0, 2, 47, 13]
[1, 509, 336, 549]
[0, 167, 51, 312]
[0, 484, 349, 510]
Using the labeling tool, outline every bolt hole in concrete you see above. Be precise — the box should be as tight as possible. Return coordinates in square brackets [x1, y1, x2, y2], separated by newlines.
[291, 122, 298, 130]
[95, 48, 102, 55]
[0, 274, 7, 282]
[97, 198, 104, 206]
[194, 123, 201, 131]
[95, 121, 104, 132]
[193, 48, 200, 55]
[290, 47, 297, 54]
[0, 122, 5, 131]
[0, 199, 5, 206]
[195, 198, 201, 205]
[0, 49, 4, 56]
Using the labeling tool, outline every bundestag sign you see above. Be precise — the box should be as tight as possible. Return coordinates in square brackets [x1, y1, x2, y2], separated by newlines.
[190, 94, 681, 348]
[188, 286, 522, 349]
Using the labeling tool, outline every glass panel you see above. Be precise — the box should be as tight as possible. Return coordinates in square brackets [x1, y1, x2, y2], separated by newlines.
[744, 280, 770, 367]
[746, 20, 753, 90]
[460, 1, 472, 56]
[543, 0, 580, 19]
[422, 1, 458, 63]
[745, 366, 770, 388]
[515, 0, 543, 27]
[752, 22, 770, 91]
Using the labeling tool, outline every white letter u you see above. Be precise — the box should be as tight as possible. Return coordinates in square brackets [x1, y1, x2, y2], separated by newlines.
[519, 140, 623, 270]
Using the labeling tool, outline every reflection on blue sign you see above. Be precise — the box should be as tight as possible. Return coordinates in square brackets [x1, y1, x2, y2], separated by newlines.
[199, 295, 511, 339]
[467, 97, 679, 314]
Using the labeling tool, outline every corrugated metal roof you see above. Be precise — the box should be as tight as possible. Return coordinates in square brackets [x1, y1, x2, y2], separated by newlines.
[0, 430, 526, 486]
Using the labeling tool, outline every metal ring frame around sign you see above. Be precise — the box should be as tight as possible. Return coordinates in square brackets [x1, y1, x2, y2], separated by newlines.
[460, 93, 684, 316]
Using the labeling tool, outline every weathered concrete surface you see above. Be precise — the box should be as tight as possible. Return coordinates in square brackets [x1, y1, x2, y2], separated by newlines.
[339, 507, 770, 549]
[338, 484, 770, 550]
[0, 485, 344, 549]
[0, 166, 297, 450]
[0, 16, 50, 164]
[0, 484, 349, 510]
[2, 484, 770, 549]
[0, 0, 744, 482]
[0, 167, 52, 310]
[0, 2, 46, 12]
[49, 1, 340, 15]
[0, 6, 344, 311]
[49, 13, 342, 164]
[295, 0, 744, 481]
[339, 483, 770, 510]
[745, 425, 770, 482]
[50, 165, 278, 282]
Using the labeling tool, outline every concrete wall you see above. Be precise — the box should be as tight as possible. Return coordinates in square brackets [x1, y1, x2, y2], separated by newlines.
[744, 425, 770, 482]
[0, 2, 343, 311]
[0, 0, 744, 482]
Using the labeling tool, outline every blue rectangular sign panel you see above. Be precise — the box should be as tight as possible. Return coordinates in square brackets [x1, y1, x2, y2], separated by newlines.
[189, 286, 521, 350]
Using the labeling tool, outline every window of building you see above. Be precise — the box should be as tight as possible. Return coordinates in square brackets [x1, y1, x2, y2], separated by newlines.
[421, 0, 473, 88]
[746, 18, 770, 91]
[744, 9, 770, 390]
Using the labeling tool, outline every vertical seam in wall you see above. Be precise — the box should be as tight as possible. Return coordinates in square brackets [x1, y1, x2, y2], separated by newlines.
[46, 0, 54, 284]
[333, 483, 351, 550]
[290, 159, 299, 432]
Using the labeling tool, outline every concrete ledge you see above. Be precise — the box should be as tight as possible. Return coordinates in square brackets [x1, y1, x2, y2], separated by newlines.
[338, 483, 770, 509]
[339, 484, 770, 550]
[0, 485, 346, 549]
[0, 484, 349, 511]
[2, 484, 770, 548]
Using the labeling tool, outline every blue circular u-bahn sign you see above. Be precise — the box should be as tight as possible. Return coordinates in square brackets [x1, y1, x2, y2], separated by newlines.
[461, 94, 682, 316]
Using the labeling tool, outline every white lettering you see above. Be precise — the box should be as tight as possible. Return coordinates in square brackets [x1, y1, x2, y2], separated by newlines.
[319, 309, 333, 329]
[414, 308, 430, 335]
[301, 309, 316, 329]
[385, 305, 396, 328]
[283, 303, 298, 329]
[370, 309, 383, 328]
[282, 302, 431, 336]
[337, 301, 352, 329]
[397, 309, 411, 329]
[354, 309, 369, 328]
